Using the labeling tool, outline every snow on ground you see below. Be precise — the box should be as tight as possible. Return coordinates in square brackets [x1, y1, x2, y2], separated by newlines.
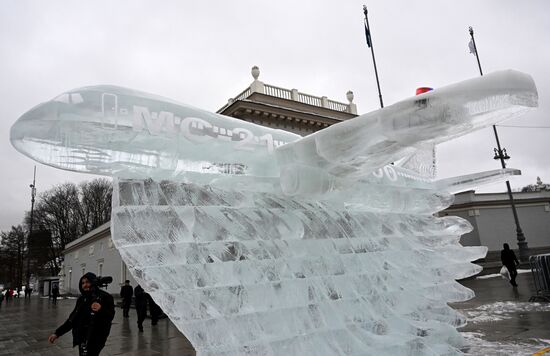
[461, 332, 550, 356]
[476, 269, 531, 280]
[460, 301, 550, 323]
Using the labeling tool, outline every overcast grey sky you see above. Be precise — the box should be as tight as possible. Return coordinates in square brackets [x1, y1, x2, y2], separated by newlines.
[1, 0, 549, 232]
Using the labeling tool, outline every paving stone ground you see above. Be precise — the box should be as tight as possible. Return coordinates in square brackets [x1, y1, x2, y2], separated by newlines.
[0, 272, 548, 355]
[0, 295, 194, 355]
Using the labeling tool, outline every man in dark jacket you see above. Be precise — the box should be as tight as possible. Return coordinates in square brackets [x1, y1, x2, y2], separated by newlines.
[51, 284, 60, 304]
[148, 294, 163, 326]
[119, 280, 133, 318]
[48, 272, 115, 356]
[134, 284, 148, 332]
[501, 243, 520, 287]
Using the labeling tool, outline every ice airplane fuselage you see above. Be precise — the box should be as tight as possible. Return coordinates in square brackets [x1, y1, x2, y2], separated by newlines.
[10, 86, 300, 179]
[10, 70, 536, 198]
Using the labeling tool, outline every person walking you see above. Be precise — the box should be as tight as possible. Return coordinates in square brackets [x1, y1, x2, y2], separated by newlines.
[119, 280, 133, 318]
[148, 294, 162, 326]
[501, 243, 520, 287]
[134, 284, 148, 332]
[48, 273, 115, 356]
[51, 284, 60, 305]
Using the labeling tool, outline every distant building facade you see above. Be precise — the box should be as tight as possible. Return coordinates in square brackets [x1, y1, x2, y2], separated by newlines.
[441, 189, 550, 254]
[60, 222, 136, 295]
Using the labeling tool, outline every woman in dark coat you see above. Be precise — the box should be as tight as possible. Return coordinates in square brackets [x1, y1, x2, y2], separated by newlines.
[501, 243, 520, 287]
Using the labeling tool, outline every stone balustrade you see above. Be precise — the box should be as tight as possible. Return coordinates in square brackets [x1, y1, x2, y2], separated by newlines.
[220, 66, 357, 115]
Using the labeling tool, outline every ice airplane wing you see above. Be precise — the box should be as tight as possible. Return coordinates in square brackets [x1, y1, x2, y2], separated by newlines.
[11, 70, 538, 355]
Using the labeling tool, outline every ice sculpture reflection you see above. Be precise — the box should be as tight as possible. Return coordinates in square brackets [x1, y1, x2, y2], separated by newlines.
[11, 70, 537, 355]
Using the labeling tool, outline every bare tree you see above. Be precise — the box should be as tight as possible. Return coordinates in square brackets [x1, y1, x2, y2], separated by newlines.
[0, 225, 26, 288]
[23, 178, 112, 275]
[79, 178, 112, 233]
[27, 228, 55, 276]
[0, 178, 112, 283]
[33, 183, 82, 251]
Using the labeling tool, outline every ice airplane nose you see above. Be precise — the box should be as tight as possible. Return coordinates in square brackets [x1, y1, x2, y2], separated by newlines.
[11, 101, 61, 166]
[10, 91, 118, 174]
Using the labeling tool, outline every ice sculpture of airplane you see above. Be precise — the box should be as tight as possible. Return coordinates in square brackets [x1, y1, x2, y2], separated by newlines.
[11, 70, 537, 355]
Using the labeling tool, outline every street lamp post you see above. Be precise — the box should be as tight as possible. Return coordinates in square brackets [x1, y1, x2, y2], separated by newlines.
[26, 166, 36, 287]
[469, 27, 529, 261]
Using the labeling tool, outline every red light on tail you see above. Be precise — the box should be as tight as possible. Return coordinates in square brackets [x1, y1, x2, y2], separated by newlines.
[416, 87, 433, 95]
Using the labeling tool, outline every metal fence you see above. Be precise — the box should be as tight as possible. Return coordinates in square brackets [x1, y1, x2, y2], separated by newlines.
[529, 253, 550, 302]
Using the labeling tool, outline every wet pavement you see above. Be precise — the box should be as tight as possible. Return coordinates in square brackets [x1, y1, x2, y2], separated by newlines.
[0, 272, 548, 355]
[0, 296, 195, 355]
[454, 272, 550, 355]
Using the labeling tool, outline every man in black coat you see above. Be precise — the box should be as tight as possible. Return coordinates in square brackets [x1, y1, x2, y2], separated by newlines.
[134, 284, 148, 332]
[148, 294, 162, 326]
[119, 280, 133, 318]
[501, 243, 520, 287]
[48, 272, 115, 356]
[51, 284, 60, 305]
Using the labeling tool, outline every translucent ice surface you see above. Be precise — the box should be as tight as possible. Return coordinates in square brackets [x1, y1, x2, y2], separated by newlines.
[10, 70, 538, 355]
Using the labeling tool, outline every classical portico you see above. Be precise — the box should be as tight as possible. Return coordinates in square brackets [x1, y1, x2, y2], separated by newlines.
[217, 66, 358, 136]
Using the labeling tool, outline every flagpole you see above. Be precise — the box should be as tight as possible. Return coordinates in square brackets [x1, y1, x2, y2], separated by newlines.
[363, 5, 384, 108]
[26, 165, 37, 288]
[469, 27, 483, 76]
[468, 26, 528, 262]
